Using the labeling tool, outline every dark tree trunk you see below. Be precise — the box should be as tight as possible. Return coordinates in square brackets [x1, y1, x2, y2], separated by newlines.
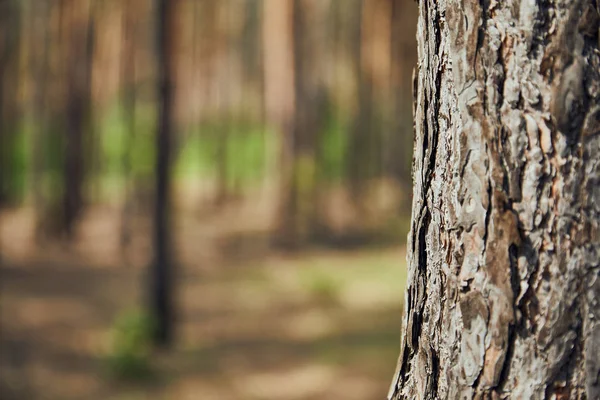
[62, 0, 94, 237]
[150, 0, 177, 346]
[0, 0, 21, 207]
[389, 0, 417, 191]
[215, 1, 232, 207]
[0, 1, 9, 207]
[389, 1, 600, 399]
[31, 0, 50, 242]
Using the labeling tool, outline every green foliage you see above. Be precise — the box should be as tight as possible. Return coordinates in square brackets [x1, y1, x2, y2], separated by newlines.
[317, 111, 350, 183]
[100, 106, 127, 178]
[175, 119, 272, 184]
[295, 154, 316, 196]
[226, 123, 271, 184]
[104, 309, 156, 380]
[1, 123, 29, 203]
[129, 107, 157, 178]
[100, 103, 156, 182]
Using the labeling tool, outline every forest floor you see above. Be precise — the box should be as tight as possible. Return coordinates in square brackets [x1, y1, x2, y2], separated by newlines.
[0, 205, 407, 400]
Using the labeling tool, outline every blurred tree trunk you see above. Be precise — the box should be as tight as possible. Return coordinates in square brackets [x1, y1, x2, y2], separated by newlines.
[266, 0, 329, 248]
[346, 0, 372, 214]
[0, 0, 21, 207]
[215, 1, 232, 207]
[150, 0, 177, 346]
[61, 0, 94, 237]
[0, 0, 9, 206]
[389, 0, 417, 191]
[240, 0, 262, 119]
[120, 0, 138, 256]
[293, 0, 330, 243]
[195, 0, 218, 211]
[30, 0, 50, 241]
[389, 1, 600, 399]
[263, 0, 297, 248]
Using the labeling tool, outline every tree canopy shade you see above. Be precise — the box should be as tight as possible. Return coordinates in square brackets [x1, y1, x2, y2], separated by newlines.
[389, 0, 600, 399]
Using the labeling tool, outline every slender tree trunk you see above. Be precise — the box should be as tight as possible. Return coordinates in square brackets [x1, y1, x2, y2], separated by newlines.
[389, 0, 417, 191]
[120, 0, 137, 256]
[389, 1, 600, 399]
[266, 0, 329, 248]
[62, 0, 93, 237]
[0, 0, 21, 207]
[346, 0, 373, 214]
[215, 1, 232, 207]
[0, 0, 10, 207]
[150, 0, 177, 346]
[293, 0, 330, 243]
[262, 0, 297, 248]
[31, 0, 50, 242]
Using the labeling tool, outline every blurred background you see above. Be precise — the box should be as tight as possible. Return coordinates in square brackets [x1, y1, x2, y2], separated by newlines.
[0, 0, 417, 399]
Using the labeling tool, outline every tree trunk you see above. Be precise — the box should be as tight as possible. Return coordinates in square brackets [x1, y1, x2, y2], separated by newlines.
[31, 0, 50, 242]
[290, 0, 329, 245]
[346, 0, 372, 204]
[389, 0, 417, 191]
[0, 0, 21, 207]
[120, 0, 138, 256]
[389, 1, 600, 399]
[150, 0, 177, 347]
[0, 0, 9, 206]
[62, 0, 94, 237]
[262, 0, 297, 248]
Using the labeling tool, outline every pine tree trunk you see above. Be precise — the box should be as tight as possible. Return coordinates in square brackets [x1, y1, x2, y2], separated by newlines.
[262, 0, 298, 248]
[0, 0, 21, 207]
[120, 0, 137, 255]
[389, 1, 600, 399]
[31, 0, 50, 242]
[151, 0, 177, 346]
[62, 0, 93, 236]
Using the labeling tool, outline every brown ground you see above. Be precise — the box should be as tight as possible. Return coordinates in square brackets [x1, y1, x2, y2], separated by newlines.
[0, 205, 407, 400]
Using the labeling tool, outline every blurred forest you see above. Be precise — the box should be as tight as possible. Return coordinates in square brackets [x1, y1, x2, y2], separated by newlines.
[0, 0, 417, 399]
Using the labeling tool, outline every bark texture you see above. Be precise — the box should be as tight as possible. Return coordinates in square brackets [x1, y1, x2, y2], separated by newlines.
[390, 1, 600, 399]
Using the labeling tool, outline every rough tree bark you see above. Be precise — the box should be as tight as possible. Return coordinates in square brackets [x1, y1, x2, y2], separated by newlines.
[389, 1, 600, 399]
